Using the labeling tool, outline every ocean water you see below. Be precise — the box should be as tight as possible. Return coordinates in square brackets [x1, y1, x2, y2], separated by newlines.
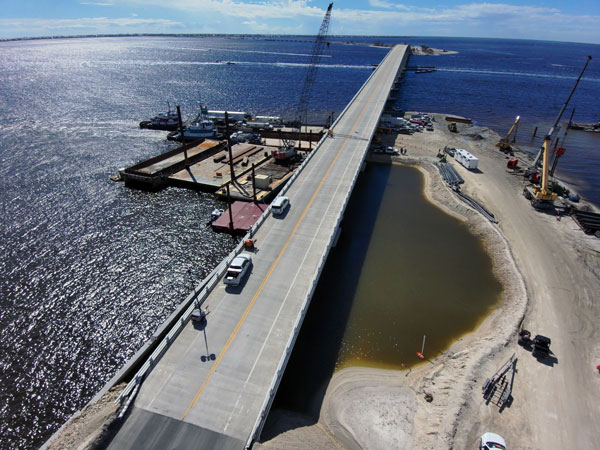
[0, 35, 598, 449]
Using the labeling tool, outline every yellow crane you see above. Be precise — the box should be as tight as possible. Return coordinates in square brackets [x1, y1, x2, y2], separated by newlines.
[496, 115, 520, 152]
[524, 56, 592, 208]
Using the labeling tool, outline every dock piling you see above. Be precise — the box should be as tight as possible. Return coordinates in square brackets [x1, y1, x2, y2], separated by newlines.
[177, 106, 188, 165]
[226, 184, 234, 232]
[251, 163, 257, 204]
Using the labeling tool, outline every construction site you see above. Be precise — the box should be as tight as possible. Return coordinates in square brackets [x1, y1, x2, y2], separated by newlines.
[84, 8, 599, 450]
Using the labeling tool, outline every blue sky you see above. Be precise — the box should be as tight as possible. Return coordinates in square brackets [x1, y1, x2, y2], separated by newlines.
[1, 1, 599, 44]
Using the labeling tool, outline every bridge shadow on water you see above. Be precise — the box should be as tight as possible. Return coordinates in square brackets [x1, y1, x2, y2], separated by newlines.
[261, 163, 391, 440]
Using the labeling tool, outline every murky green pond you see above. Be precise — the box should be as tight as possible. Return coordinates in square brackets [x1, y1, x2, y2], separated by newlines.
[270, 163, 502, 416]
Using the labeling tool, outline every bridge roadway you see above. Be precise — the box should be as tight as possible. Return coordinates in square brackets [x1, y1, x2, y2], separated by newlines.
[108, 44, 408, 450]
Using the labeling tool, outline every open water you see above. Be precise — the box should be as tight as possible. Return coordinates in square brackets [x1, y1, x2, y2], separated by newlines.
[0, 35, 599, 449]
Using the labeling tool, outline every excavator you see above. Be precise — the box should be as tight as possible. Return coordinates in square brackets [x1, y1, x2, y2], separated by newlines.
[496, 115, 520, 152]
[524, 56, 591, 209]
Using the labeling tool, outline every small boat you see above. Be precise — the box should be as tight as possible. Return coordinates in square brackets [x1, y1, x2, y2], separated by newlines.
[181, 117, 217, 140]
[139, 103, 180, 131]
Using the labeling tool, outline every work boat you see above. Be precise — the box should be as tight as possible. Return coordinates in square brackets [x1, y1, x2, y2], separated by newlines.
[181, 115, 217, 140]
[151, 110, 179, 128]
[139, 103, 180, 130]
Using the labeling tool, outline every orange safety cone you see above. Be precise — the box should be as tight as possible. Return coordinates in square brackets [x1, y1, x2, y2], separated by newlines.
[416, 352, 425, 359]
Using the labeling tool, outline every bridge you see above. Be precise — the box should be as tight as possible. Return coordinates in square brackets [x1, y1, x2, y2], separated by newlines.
[107, 44, 409, 449]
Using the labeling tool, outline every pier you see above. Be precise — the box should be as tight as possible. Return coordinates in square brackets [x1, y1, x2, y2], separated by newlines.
[106, 44, 409, 449]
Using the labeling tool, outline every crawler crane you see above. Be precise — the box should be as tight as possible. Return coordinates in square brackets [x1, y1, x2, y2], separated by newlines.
[274, 3, 333, 162]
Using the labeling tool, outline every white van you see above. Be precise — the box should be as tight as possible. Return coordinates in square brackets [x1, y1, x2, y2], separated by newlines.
[271, 196, 290, 216]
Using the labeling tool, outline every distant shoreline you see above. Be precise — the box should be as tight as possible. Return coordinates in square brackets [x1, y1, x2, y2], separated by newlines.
[331, 40, 458, 55]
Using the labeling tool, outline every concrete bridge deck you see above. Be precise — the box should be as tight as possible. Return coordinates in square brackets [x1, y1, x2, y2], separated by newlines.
[107, 44, 408, 450]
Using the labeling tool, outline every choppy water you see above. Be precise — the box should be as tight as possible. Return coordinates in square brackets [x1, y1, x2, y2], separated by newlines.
[0, 35, 598, 449]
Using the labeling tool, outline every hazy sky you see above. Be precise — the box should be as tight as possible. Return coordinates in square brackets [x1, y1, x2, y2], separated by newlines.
[1, 1, 599, 44]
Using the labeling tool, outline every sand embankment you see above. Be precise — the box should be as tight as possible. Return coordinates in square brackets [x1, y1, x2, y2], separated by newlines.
[259, 114, 600, 449]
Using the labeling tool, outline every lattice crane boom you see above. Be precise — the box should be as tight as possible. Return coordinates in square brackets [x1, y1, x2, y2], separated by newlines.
[292, 2, 333, 129]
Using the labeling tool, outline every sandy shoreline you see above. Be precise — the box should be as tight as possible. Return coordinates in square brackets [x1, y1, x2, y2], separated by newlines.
[258, 114, 600, 449]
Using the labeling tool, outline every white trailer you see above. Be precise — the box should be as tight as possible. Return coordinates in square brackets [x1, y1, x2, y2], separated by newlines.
[207, 110, 252, 122]
[455, 148, 479, 170]
[255, 115, 282, 124]
[244, 121, 273, 130]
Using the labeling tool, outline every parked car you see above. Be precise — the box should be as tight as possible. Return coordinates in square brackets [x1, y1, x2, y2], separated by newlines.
[385, 146, 399, 155]
[224, 254, 252, 286]
[480, 432, 506, 450]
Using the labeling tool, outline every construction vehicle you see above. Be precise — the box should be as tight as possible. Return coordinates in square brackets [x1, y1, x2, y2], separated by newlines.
[275, 3, 333, 162]
[448, 122, 457, 133]
[524, 56, 592, 209]
[496, 115, 520, 152]
[549, 107, 575, 177]
[518, 330, 552, 357]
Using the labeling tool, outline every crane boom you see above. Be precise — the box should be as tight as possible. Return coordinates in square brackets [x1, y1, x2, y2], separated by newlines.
[275, 3, 333, 159]
[531, 55, 592, 171]
[496, 115, 520, 152]
[293, 2, 333, 129]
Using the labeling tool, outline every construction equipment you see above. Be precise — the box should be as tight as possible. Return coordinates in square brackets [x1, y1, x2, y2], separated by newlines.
[525, 56, 592, 208]
[518, 329, 552, 357]
[550, 107, 575, 177]
[275, 3, 333, 162]
[447, 122, 458, 133]
[496, 115, 520, 152]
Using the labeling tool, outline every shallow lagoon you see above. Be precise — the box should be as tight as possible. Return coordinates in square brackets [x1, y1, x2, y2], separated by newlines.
[273, 163, 502, 415]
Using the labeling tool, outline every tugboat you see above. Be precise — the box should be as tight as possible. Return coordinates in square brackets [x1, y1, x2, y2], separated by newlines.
[139, 103, 180, 131]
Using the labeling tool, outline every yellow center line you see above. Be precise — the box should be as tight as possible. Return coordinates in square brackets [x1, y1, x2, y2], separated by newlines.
[182, 48, 400, 420]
